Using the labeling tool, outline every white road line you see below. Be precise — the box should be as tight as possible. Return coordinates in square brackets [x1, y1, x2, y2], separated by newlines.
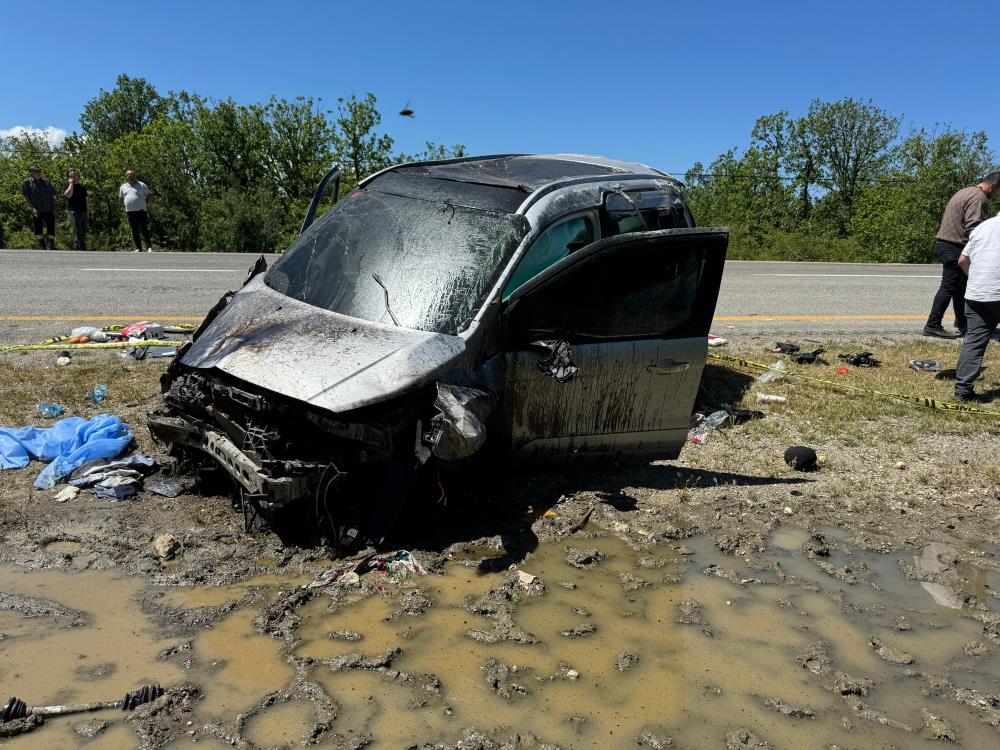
[749, 273, 938, 278]
[81, 268, 238, 273]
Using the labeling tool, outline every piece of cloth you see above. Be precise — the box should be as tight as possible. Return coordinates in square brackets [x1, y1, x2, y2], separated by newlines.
[961, 215, 1000, 303]
[67, 210, 88, 250]
[0, 415, 132, 489]
[32, 211, 55, 238]
[69, 453, 156, 483]
[937, 186, 988, 245]
[126, 209, 152, 249]
[22, 177, 54, 212]
[66, 183, 88, 212]
[927, 240, 968, 330]
[955, 300, 1000, 396]
[119, 180, 151, 212]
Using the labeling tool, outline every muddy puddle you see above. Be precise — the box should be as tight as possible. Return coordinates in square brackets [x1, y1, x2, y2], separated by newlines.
[1, 529, 998, 748]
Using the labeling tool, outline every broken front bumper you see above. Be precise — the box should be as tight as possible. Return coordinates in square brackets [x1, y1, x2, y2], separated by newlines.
[149, 414, 319, 508]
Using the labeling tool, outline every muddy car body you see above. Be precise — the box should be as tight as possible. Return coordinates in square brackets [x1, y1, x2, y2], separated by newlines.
[150, 155, 728, 542]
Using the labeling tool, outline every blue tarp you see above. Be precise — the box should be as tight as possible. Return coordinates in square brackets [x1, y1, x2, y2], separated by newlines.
[0, 415, 133, 489]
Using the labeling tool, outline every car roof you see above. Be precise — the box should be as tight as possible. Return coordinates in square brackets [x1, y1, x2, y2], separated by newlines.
[362, 154, 678, 213]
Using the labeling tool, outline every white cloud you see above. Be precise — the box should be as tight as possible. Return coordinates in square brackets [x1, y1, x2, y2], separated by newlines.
[0, 125, 68, 146]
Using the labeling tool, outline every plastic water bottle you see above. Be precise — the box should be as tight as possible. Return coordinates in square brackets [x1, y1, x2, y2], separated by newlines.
[756, 360, 787, 384]
[687, 409, 730, 444]
[36, 403, 64, 418]
[87, 384, 109, 404]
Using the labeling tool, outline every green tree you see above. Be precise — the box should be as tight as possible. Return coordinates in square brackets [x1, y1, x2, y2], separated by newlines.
[79, 74, 169, 143]
[806, 98, 901, 235]
[852, 129, 996, 262]
[331, 93, 395, 190]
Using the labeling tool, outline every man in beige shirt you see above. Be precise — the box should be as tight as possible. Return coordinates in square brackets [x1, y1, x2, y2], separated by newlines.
[924, 173, 1000, 338]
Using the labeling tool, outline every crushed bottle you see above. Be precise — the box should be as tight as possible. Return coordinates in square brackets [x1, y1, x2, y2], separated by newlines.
[36, 403, 64, 418]
[87, 384, 109, 404]
[687, 409, 730, 444]
[756, 360, 787, 384]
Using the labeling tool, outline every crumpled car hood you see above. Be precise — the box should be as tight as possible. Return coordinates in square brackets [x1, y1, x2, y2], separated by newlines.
[180, 277, 467, 413]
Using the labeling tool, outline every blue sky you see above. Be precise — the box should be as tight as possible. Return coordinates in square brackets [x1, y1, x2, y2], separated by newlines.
[1, 0, 995, 175]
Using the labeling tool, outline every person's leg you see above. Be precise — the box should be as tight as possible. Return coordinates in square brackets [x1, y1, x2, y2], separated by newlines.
[138, 210, 152, 250]
[80, 211, 88, 251]
[127, 211, 142, 251]
[951, 265, 969, 333]
[43, 212, 55, 249]
[927, 241, 964, 333]
[68, 212, 79, 249]
[954, 301, 1000, 398]
[32, 213, 44, 248]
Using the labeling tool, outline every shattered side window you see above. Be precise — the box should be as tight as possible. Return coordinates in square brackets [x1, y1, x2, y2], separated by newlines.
[501, 214, 595, 301]
[264, 190, 528, 335]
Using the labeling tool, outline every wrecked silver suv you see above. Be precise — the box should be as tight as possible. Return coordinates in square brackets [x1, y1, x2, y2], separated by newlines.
[150, 155, 728, 546]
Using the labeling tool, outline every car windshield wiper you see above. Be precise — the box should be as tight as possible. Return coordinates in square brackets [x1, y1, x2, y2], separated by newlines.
[372, 273, 401, 327]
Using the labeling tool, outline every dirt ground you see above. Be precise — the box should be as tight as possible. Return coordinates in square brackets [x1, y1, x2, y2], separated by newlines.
[1, 335, 998, 748]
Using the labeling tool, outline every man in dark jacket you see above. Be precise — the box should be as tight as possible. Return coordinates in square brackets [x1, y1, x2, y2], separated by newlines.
[923, 172, 1000, 338]
[64, 170, 89, 250]
[21, 165, 56, 249]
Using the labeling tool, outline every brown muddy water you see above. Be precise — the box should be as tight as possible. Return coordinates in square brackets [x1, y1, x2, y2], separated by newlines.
[1, 529, 999, 748]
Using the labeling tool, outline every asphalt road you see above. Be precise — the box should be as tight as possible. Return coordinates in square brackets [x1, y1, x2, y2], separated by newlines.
[0, 250, 946, 342]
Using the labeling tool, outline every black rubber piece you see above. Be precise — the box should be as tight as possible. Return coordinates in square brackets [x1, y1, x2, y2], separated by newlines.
[784, 445, 818, 471]
[2, 697, 28, 722]
[120, 685, 164, 711]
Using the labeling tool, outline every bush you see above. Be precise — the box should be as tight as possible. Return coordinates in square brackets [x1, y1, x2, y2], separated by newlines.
[198, 188, 286, 252]
[724, 228, 866, 262]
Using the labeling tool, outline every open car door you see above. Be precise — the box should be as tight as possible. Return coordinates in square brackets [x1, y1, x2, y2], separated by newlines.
[500, 227, 728, 459]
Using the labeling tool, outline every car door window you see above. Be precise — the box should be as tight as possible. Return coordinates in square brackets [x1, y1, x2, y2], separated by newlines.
[504, 229, 727, 343]
[501, 214, 595, 301]
[603, 190, 690, 237]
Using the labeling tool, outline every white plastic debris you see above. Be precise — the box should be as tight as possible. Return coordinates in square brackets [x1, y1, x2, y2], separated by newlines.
[707, 335, 729, 347]
[756, 360, 787, 384]
[756, 393, 787, 404]
[54, 486, 81, 503]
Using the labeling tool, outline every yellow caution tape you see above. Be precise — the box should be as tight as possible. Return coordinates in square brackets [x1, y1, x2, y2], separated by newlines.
[709, 352, 1000, 417]
[1, 340, 184, 352]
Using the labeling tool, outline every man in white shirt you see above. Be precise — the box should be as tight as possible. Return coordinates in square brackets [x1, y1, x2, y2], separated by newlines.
[954, 213, 1000, 401]
[118, 170, 154, 253]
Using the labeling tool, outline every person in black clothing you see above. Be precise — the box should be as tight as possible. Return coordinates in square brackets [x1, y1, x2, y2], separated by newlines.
[64, 170, 89, 250]
[21, 166, 56, 249]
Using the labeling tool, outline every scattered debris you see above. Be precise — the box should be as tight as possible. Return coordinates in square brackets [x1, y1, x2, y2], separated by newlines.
[756, 393, 786, 404]
[688, 409, 730, 444]
[838, 352, 880, 367]
[707, 334, 728, 347]
[482, 658, 528, 699]
[920, 707, 958, 741]
[68, 454, 157, 500]
[910, 359, 942, 372]
[726, 728, 772, 749]
[615, 652, 640, 671]
[152, 533, 181, 560]
[770, 342, 800, 354]
[757, 360, 787, 383]
[86, 384, 108, 404]
[535, 339, 579, 382]
[0, 414, 132, 489]
[53, 485, 80, 503]
[761, 696, 815, 718]
[145, 477, 187, 498]
[55, 350, 71, 366]
[565, 547, 606, 569]
[560, 623, 597, 638]
[35, 403, 63, 419]
[784, 445, 818, 471]
[791, 348, 826, 364]
[869, 636, 914, 665]
[308, 550, 427, 588]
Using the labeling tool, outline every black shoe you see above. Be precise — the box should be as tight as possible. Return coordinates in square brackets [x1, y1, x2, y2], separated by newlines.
[955, 328, 967, 338]
[923, 325, 960, 339]
[954, 390, 989, 403]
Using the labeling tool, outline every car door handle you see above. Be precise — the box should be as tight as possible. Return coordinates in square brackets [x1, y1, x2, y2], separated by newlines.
[647, 359, 690, 375]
